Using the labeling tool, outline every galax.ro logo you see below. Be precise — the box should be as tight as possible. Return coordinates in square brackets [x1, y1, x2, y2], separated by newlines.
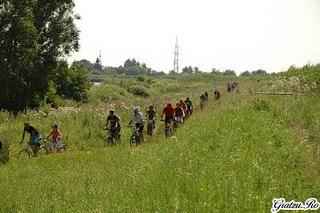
[271, 198, 320, 213]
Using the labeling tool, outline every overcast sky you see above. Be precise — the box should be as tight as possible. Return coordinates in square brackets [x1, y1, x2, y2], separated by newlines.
[70, 0, 320, 73]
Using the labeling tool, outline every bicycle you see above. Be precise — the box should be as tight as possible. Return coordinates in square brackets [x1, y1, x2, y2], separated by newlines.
[43, 140, 68, 153]
[129, 125, 141, 146]
[161, 119, 173, 137]
[146, 118, 155, 136]
[17, 141, 48, 159]
[104, 127, 121, 146]
[174, 117, 183, 129]
[200, 99, 206, 109]
[185, 108, 193, 118]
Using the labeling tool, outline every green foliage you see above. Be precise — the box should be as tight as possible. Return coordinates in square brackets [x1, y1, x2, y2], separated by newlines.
[280, 63, 320, 89]
[240, 71, 252, 76]
[252, 69, 268, 76]
[182, 66, 194, 74]
[127, 86, 150, 98]
[88, 84, 133, 102]
[222, 69, 237, 76]
[1, 79, 320, 211]
[52, 61, 90, 102]
[137, 75, 145, 82]
[74, 58, 166, 77]
[252, 99, 271, 112]
[0, 0, 79, 114]
[0, 141, 9, 164]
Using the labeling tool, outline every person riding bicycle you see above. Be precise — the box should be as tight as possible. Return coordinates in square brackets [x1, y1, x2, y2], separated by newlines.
[204, 91, 209, 100]
[179, 100, 187, 117]
[146, 105, 156, 129]
[232, 82, 238, 89]
[227, 82, 232, 92]
[46, 124, 63, 152]
[200, 93, 207, 108]
[128, 107, 145, 142]
[106, 110, 121, 140]
[214, 90, 221, 100]
[185, 97, 193, 116]
[200, 93, 207, 102]
[161, 103, 175, 126]
[175, 103, 184, 125]
[20, 123, 41, 157]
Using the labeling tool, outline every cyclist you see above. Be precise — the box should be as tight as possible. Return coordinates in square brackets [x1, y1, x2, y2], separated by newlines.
[204, 91, 209, 100]
[20, 123, 41, 157]
[161, 103, 175, 125]
[185, 97, 193, 116]
[200, 93, 207, 108]
[175, 103, 184, 125]
[232, 82, 238, 90]
[106, 110, 121, 142]
[146, 105, 156, 129]
[179, 100, 187, 117]
[227, 82, 232, 92]
[46, 124, 64, 152]
[214, 90, 221, 100]
[128, 107, 145, 142]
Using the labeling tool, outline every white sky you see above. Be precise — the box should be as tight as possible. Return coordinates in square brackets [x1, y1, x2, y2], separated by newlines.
[70, 0, 320, 73]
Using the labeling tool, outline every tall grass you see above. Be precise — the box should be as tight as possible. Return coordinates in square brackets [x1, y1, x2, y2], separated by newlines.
[1, 75, 320, 212]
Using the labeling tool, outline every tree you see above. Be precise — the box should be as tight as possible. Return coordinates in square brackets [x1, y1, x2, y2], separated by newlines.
[0, 0, 79, 114]
[182, 66, 194, 74]
[222, 70, 237, 76]
[211, 68, 222, 75]
[252, 69, 268, 76]
[52, 61, 90, 102]
[73, 59, 95, 71]
[240, 71, 251, 76]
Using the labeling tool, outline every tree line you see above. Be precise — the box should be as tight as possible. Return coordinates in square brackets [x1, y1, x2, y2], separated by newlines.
[74, 58, 167, 77]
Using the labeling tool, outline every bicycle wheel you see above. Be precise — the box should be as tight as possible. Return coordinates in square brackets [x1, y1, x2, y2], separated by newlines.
[17, 149, 31, 159]
[58, 144, 68, 152]
[116, 135, 121, 145]
[39, 145, 49, 155]
[106, 136, 115, 146]
[165, 127, 171, 137]
[130, 135, 137, 146]
[147, 124, 153, 136]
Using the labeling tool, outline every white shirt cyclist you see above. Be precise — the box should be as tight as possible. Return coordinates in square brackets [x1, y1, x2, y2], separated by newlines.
[132, 112, 144, 124]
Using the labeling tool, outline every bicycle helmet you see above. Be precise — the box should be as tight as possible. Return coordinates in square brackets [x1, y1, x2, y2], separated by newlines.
[133, 107, 139, 113]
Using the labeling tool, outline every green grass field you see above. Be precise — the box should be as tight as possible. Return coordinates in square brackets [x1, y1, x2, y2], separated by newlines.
[1, 74, 320, 212]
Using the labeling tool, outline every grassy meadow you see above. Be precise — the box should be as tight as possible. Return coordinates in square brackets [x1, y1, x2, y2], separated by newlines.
[1, 73, 320, 212]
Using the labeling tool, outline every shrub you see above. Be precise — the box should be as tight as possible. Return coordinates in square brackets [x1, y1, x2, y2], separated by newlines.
[52, 61, 90, 102]
[137, 76, 145, 82]
[0, 141, 9, 164]
[128, 86, 150, 98]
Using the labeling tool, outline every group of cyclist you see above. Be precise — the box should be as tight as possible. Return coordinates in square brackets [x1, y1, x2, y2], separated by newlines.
[161, 97, 193, 133]
[105, 97, 194, 144]
[20, 122, 64, 156]
[20, 83, 235, 155]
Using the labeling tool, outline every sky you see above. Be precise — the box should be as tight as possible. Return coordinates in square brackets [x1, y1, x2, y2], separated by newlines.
[70, 0, 320, 73]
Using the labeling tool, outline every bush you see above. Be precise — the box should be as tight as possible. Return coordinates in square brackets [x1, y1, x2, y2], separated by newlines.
[137, 76, 145, 82]
[52, 61, 90, 102]
[0, 141, 9, 164]
[88, 84, 132, 102]
[128, 86, 150, 98]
